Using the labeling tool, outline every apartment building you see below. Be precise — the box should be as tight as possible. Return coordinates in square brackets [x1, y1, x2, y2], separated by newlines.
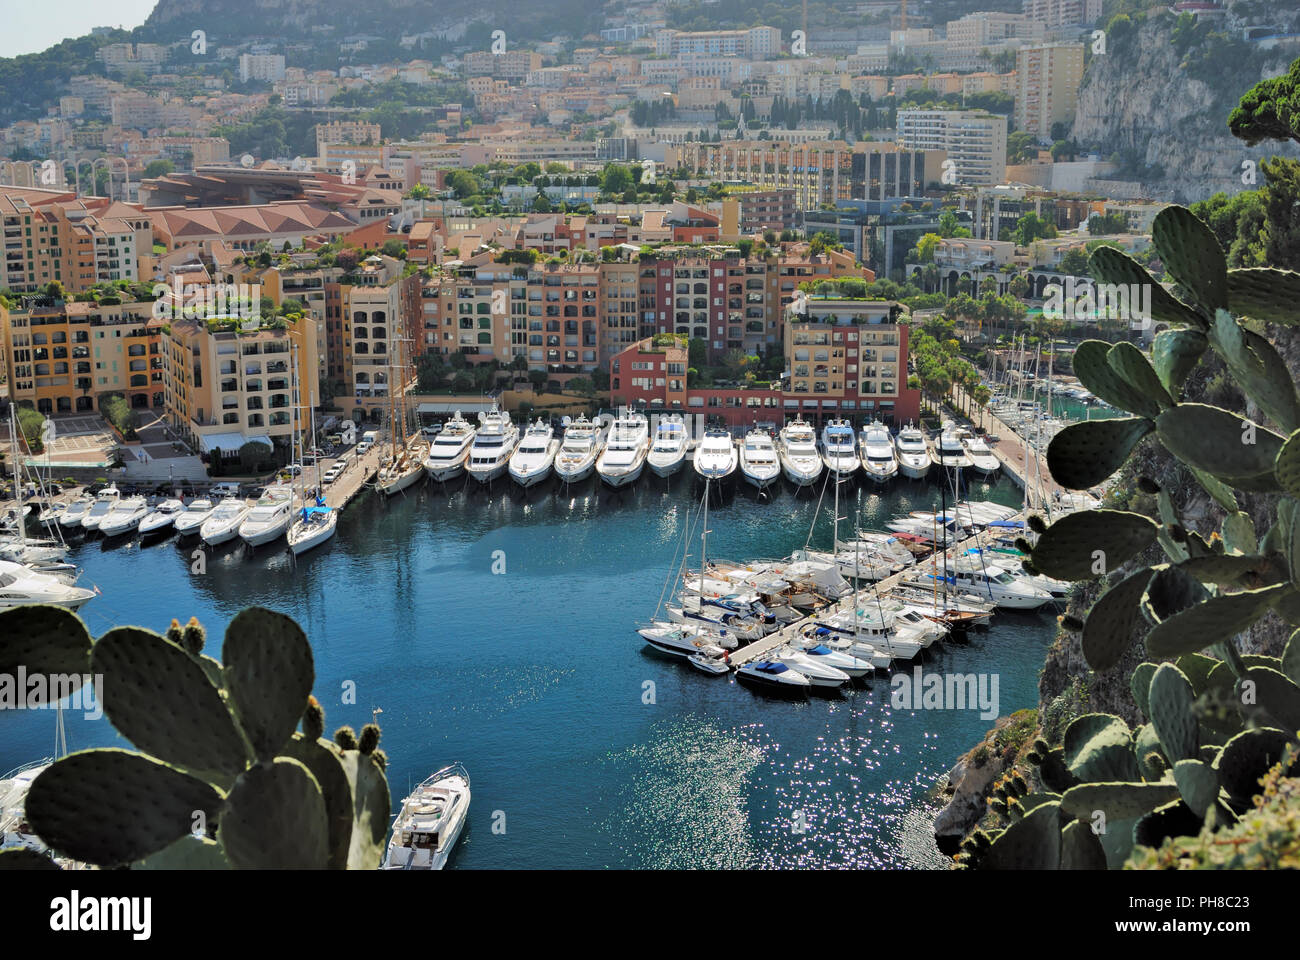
[665, 141, 946, 209]
[315, 121, 382, 158]
[608, 335, 689, 410]
[239, 54, 287, 84]
[783, 298, 919, 424]
[341, 261, 421, 408]
[654, 26, 781, 59]
[1023, 0, 1105, 28]
[897, 110, 1008, 186]
[1, 189, 144, 294]
[1, 296, 165, 415]
[720, 189, 799, 238]
[1015, 42, 1085, 141]
[163, 315, 320, 454]
[462, 50, 543, 81]
[946, 12, 1045, 45]
[96, 43, 169, 76]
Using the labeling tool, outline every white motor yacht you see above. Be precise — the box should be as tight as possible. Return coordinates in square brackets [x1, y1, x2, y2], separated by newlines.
[894, 424, 931, 480]
[466, 407, 520, 484]
[773, 645, 850, 688]
[238, 488, 294, 547]
[80, 485, 120, 532]
[957, 427, 1000, 478]
[287, 504, 337, 556]
[789, 639, 874, 678]
[821, 420, 860, 482]
[692, 429, 737, 482]
[553, 415, 605, 483]
[596, 410, 651, 487]
[646, 414, 689, 478]
[508, 419, 559, 487]
[172, 498, 215, 536]
[0, 560, 96, 611]
[200, 496, 250, 546]
[58, 496, 93, 531]
[637, 622, 731, 659]
[138, 499, 184, 536]
[932, 422, 973, 472]
[931, 558, 1052, 610]
[738, 429, 780, 490]
[98, 496, 149, 538]
[859, 421, 899, 484]
[736, 659, 811, 694]
[422, 412, 476, 482]
[777, 417, 823, 487]
[381, 764, 470, 871]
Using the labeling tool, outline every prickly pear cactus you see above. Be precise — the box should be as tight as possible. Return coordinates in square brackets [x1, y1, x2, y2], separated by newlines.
[0, 604, 391, 870]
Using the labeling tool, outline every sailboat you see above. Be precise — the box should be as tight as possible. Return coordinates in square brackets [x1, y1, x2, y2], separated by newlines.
[289, 356, 338, 556]
[376, 335, 427, 496]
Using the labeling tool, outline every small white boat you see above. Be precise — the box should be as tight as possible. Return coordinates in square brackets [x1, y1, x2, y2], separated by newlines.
[238, 488, 294, 547]
[638, 621, 732, 659]
[932, 422, 973, 472]
[738, 429, 780, 490]
[80, 485, 120, 531]
[98, 496, 148, 538]
[554, 415, 605, 483]
[791, 639, 874, 678]
[200, 497, 249, 546]
[821, 420, 859, 482]
[956, 427, 1000, 478]
[773, 645, 850, 688]
[172, 498, 215, 536]
[859, 421, 899, 484]
[466, 406, 520, 484]
[35, 502, 65, 525]
[59, 496, 93, 530]
[894, 424, 931, 480]
[508, 419, 559, 487]
[381, 763, 470, 870]
[288, 504, 337, 556]
[777, 417, 823, 487]
[0, 560, 96, 611]
[422, 412, 476, 482]
[692, 429, 737, 481]
[138, 499, 184, 536]
[596, 410, 650, 487]
[736, 659, 811, 694]
[687, 653, 731, 675]
[647, 414, 689, 478]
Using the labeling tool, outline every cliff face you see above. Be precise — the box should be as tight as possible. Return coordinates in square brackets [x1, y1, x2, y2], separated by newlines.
[1072, 10, 1300, 204]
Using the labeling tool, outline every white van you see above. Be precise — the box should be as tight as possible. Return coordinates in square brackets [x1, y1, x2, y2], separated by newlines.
[210, 481, 242, 498]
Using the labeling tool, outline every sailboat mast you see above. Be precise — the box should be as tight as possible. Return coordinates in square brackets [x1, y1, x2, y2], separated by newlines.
[699, 478, 710, 599]
[10, 406, 23, 535]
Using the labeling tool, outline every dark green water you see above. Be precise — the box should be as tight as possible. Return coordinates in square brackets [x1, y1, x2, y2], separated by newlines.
[1, 471, 1058, 868]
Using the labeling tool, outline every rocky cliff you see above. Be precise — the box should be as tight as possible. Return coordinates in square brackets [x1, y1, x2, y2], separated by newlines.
[1072, 5, 1300, 204]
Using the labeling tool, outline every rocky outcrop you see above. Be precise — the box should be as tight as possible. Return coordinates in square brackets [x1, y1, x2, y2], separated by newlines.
[1072, 8, 1300, 204]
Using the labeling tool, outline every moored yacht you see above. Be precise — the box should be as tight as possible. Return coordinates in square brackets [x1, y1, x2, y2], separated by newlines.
[553, 415, 605, 483]
[80, 485, 120, 532]
[736, 659, 811, 695]
[200, 496, 250, 546]
[859, 421, 899, 484]
[956, 427, 1000, 478]
[821, 419, 859, 482]
[466, 407, 520, 484]
[172, 498, 215, 537]
[508, 419, 559, 487]
[0, 560, 96, 611]
[238, 487, 294, 547]
[932, 422, 973, 472]
[422, 412, 476, 482]
[59, 496, 93, 531]
[596, 410, 650, 487]
[646, 414, 689, 478]
[692, 429, 737, 482]
[894, 424, 930, 480]
[138, 499, 184, 537]
[98, 495, 148, 538]
[776, 417, 823, 487]
[381, 764, 470, 870]
[738, 429, 780, 490]
[287, 504, 337, 556]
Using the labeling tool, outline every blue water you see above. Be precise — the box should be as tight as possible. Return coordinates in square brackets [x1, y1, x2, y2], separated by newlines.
[2, 473, 1056, 868]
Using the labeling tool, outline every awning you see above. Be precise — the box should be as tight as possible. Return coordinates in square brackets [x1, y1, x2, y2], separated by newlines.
[197, 432, 273, 453]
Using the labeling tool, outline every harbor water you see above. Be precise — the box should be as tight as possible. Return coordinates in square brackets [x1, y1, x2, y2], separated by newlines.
[1, 473, 1058, 868]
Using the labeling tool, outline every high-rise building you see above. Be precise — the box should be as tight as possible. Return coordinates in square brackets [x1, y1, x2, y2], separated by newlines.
[1023, 0, 1105, 28]
[1015, 42, 1085, 141]
[897, 110, 1008, 186]
[239, 54, 287, 84]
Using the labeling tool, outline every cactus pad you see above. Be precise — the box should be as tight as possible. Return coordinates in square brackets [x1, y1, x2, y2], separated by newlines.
[1152, 205, 1227, 311]
[1276, 429, 1300, 500]
[1089, 245, 1205, 329]
[1148, 664, 1199, 761]
[25, 749, 223, 867]
[1071, 339, 1164, 419]
[1131, 663, 1158, 721]
[1060, 781, 1181, 821]
[1226, 266, 1300, 324]
[1046, 418, 1153, 490]
[1221, 512, 1256, 556]
[1150, 327, 1208, 396]
[1241, 665, 1300, 732]
[90, 627, 250, 784]
[281, 734, 354, 870]
[134, 834, 230, 870]
[1210, 311, 1300, 434]
[0, 605, 92, 705]
[1132, 724, 1165, 781]
[219, 758, 329, 869]
[1171, 758, 1219, 817]
[1063, 714, 1139, 783]
[1142, 564, 1207, 624]
[1156, 404, 1284, 487]
[222, 607, 316, 763]
[1081, 566, 1152, 671]
[1174, 653, 1221, 696]
[1107, 342, 1174, 411]
[1058, 818, 1108, 869]
[1132, 799, 1204, 853]
[975, 802, 1061, 870]
[0, 848, 61, 870]
[1144, 583, 1289, 659]
[1282, 629, 1300, 685]
[340, 750, 391, 870]
[1030, 509, 1157, 581]
[1213, 728, 1295, 803]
